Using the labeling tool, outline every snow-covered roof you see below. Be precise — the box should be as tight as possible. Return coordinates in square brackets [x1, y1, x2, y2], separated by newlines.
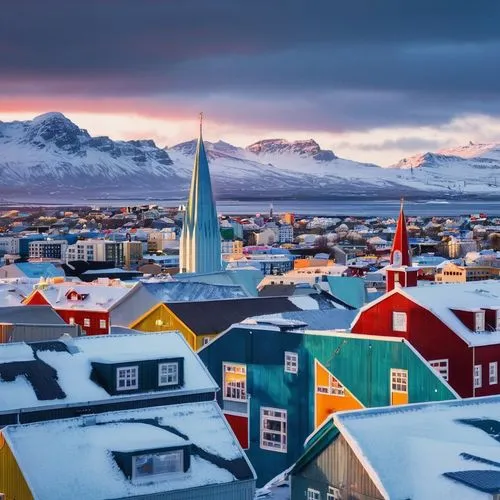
[354, 281, 500, 347]
[0, 332, 217, 413]
[31, 282, 135, 311]
[335, 396, 500, 500]
[401, 281, 500, 347]
[3, 401, 255, 500]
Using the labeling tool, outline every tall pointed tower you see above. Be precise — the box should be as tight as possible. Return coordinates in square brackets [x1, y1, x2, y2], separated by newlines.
[386, 199, 418, 292]
[180, 114, 222, 274]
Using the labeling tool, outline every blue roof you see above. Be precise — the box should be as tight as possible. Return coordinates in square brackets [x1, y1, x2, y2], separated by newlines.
[143, 281, 249, 302]
[15, 262, 64, 279]
[443, 470, 500, 494]
[326, 276, 366, 309]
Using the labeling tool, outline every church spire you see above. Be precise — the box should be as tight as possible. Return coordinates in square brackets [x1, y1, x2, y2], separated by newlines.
[179, 114, 222, 274]
[390, 198, 411, 267]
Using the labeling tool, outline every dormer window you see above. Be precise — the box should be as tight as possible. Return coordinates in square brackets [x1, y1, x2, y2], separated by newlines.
[116, 366, 139, 391]
[158, 362, 178, 386]
[475, 311, 485, 332]
[133, 449, 184, 479]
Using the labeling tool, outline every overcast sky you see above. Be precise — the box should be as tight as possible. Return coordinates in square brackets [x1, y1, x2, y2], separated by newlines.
[1, 0, 500, 165]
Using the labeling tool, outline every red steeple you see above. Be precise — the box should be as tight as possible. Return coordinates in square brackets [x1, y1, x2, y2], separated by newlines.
[390, 198, 411, 267]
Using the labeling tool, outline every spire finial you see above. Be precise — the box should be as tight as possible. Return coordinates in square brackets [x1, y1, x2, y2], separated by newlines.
[199, 112, 203, 137]
[400, 196, 404, 211]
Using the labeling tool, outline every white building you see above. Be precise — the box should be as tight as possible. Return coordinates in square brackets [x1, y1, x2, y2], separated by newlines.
[66, 240, 125, 267]
[278, 224, 294, 243]
[29, 240, 68, 261]
[0, 237, 20, 255]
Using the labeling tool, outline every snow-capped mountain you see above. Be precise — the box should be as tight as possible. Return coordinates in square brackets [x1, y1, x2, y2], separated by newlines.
[1, 113, 500, 201]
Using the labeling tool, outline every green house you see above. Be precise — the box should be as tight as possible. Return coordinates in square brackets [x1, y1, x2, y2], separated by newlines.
[199, 324, 458, 486]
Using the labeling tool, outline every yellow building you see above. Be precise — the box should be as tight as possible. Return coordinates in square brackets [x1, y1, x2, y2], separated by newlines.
[0, 431, 33, 500]
[435, 262, 500, 283]
[130, 297, 301, 351]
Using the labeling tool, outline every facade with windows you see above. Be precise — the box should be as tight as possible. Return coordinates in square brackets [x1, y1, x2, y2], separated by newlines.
[199, 324, 457, 486]
[352, 282, 500, 397]
[29, 240, 68, 261]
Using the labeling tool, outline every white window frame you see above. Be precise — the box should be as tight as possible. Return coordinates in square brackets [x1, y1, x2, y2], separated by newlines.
[99, 319, 107, 329]
[202, 336, 211, 346]
[116, 365, 139, 391]
[260, 407, 287, 453]
[307, 489, 321, 500]
[158, 362, 179, 386]
[429, 359, 449, 381]
[317, 375, 345, 397]
[475, 311, 485, 332]
[132, 449, 183, 480]
[489, 361, 498, 385]
[327, 486, 342, 500]
[83, 318, 90, 328]
[496, 310, 500, 331]
[223, 363, 247, 401]
[474, 364, 482, 388]
[391, 369, 408, 393]
[392, 312, 407, 332]
[284, 351, 298, 374]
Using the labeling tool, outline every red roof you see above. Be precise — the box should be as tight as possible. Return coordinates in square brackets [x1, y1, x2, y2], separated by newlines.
[390, 200, 411, 266]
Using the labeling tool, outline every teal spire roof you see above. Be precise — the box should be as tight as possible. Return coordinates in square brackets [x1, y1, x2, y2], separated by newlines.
[180, 115, 222, 274]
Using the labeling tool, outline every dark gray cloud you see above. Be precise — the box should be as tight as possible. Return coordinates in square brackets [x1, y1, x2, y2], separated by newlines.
[2, 0, 500, 132]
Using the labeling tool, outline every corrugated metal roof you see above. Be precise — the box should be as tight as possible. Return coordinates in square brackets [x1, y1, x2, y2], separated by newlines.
[0, 305, 65, 325]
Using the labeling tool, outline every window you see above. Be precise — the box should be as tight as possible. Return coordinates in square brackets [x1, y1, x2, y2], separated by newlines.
[392, 312, 407, 332]
[284, 352, 298, 374]
[307, 489, 320, 500]
[202, 337, 210, 346]
[490, 362, 498, 385]
[391, 369, 408, 393]
[69, 317, 75, 325]
[116, 366, 139, 390]
[83, 318, 90, 328]
[317, 375, 345, 397]
[474, 364, 482, 388]
[429, 359, 449, 381]
[133, 449, 183, 479]
[475, 312, 485, 332]
[158, 362, 178, 386]
[99, 319, 107, 329]
[261, 407, 287, 452]
[223, 363, 247, 401]
[327, 486, 342, 500]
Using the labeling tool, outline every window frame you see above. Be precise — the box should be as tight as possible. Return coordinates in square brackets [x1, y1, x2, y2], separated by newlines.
[83, 318, 91, 328]
[284, 351, 298, 374]
[260, 407, 287, 453]
[475, 311, 485, 332]
[307, 489, 321, 500]
[392, 311, 407, 332]
[474, 364, 482, 388]
[429, 359, 449, 381]
[489, 361, 498, 385]
[390, 368, 408, 393]
[116, 365, 139, 391]
[99, 319, 107, 330]
[317, 374, 345, 397]
[327, 486, 341, 500]
[132, 449, 184, 480]
[158, 362, 179, 387]
[223, 363, 247, 402]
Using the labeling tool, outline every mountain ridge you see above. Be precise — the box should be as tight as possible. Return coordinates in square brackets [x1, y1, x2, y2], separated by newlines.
[1, 112, 500, 200]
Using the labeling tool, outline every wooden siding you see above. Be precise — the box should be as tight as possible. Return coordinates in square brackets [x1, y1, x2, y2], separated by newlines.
[291, 434, 383, 500]
[199, 326, 457, 486]
[0, 434, 33, 500]
[352, 291, 476, 396]
[121, 478, 255, 500]
[131, 304, 197, 350]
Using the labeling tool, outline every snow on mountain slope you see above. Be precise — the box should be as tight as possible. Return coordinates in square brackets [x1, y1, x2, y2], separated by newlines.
[0, 113, 186, 193]
[1, 113, 500, 200]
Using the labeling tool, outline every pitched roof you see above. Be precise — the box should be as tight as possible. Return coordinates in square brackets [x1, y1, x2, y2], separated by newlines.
[0, 332, 217, 413]
[3, 401, 254, 500]
[334, 396, 500, 500]
[31, 283, 134, 312]
[390, 201, 411, 266]
[398, 281, 500, 347]
[0, 305, 65, 325]
[327, 276, 367, 309]
[166, 297, 301, 335]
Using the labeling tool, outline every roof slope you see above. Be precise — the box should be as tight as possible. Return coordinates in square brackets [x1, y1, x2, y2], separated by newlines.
[166, 297, 301, 335]
[0, 332, 217, 413]
[0, 305, 65, 325]
[4, 401, 254, 499]
[335, 396, 500, 500]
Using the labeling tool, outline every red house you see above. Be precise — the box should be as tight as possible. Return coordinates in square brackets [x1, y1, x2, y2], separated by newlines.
[24, 284, 133, 335]
[352, 201, 500, 397]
